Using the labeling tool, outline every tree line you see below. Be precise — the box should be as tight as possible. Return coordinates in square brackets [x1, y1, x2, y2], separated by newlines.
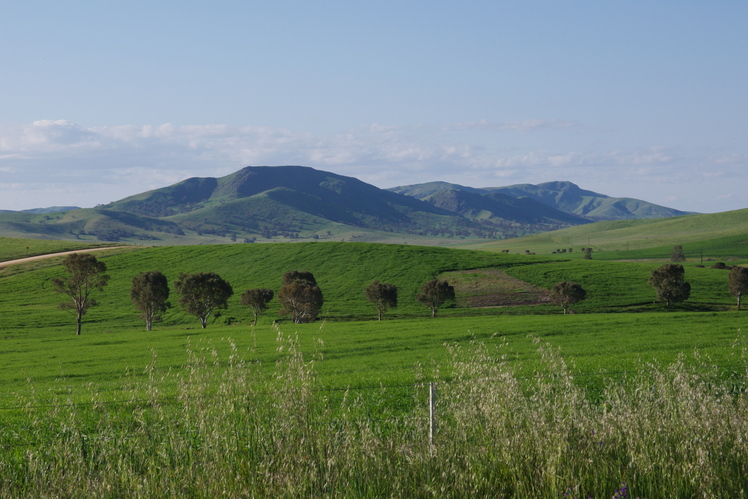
[51, 253, 462, 334]
[50, 250, 748, 335]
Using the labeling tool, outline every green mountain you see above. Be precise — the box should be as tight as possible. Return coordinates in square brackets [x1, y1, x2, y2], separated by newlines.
[484, 181, 695, 220]
[392, 180, 694, 221]
[0, 166, 705, 245]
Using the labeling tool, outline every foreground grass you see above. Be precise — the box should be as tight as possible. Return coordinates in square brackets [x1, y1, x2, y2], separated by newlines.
[2, 313, 746, 407]
[0, 331, 746, 497]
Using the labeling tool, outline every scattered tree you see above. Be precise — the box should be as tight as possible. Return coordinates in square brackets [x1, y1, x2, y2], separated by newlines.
[728, 266, 748, 310]
[417, 279, 455, 318]
[130, 270, 171, 331]
[364, 280, 398, 320]
[648, 264, 691, 307]
[241, 288, 275, 325]
[670, 245, 686, 262]
[51, 253, 110, 335]
[584, 248, 593, 260]
[278, 271, 323, 323]
[550, 281, 587, 314]
[175, 272, 233, 329]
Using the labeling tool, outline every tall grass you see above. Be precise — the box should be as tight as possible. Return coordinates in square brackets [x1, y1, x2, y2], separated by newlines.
[1, 330, 746, 497]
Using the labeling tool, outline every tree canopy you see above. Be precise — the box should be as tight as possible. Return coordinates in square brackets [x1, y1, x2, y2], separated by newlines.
[728, 266, 748, 310]
[364, 280, 398, 321]
[648, 264, 691, 307]
[278, 271, 323, 323]
[51, 253, 110, 335]
[549, 281, 587, 314]
[416, 279, 455, 318]
[241, 288, 275, 325]
[174, 272, 233, 329]
[130, 270, 171, 331]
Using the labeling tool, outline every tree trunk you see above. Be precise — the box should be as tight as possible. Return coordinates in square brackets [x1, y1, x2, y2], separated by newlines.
[377, 309, 382, 321]
[738, 294, 742, 310]
[431, 308, 437, 318]
[76, 318, 82, 335]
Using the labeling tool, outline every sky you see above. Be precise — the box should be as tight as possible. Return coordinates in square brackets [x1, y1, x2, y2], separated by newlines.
[1, 1, 747, 213]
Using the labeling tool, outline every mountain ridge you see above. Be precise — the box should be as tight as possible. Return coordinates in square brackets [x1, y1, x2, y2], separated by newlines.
[0, 166, 703, 245]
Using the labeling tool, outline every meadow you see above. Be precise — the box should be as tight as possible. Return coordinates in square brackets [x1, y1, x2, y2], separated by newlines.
[1, 238, 748, 496]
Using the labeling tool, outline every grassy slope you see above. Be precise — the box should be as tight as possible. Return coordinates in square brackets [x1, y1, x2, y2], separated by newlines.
[0, 242, 541, 333]
[459, 208, 748, 256]
[0, 237, 109, 262]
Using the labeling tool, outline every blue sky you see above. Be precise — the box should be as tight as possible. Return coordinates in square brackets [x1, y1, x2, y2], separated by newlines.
[1, 1, 746, 213]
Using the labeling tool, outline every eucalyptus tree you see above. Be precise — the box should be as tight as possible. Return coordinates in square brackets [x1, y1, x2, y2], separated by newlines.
[131, 270, 171, 331]
[175, 272, 233, 329]
[364, 280, 398, 321]
[417, 279, 455, 318]
[241, 288, 275, 325]
[648, 264, 691, 307]
[728, 266, 748, 310]
[278, 271, 323, 323]
[51, 253, 110, 335]
[550, 281, 587, 314]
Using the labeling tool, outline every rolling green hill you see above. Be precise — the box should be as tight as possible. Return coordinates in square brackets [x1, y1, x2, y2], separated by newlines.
[460, 207, 748, 260]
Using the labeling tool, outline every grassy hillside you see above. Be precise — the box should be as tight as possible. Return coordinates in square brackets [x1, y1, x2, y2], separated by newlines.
[0, 243, 545, 334]
[0, 237, 109, 262]
[461, 208, 748, 258]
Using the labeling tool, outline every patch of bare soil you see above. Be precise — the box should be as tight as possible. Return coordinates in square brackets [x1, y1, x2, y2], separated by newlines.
[442, 268, 552, 308]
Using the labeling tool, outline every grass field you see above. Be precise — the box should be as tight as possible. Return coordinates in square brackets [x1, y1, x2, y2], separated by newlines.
[0, 237, 113, 262]
[1, 238, 748, 496]
[460, 207, 748, 258]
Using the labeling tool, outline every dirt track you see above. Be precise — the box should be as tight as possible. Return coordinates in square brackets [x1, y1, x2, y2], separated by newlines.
[0, 247, 124, 269]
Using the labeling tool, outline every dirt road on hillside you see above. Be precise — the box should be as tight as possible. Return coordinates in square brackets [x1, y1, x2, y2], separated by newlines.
[0, 247, 125, 269]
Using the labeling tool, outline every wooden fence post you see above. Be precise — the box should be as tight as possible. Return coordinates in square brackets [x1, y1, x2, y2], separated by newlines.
[429, 382, 437, 449]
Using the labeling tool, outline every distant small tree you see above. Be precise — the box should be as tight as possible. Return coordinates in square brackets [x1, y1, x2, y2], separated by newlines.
[51, 253, 110, 335]
[584, 248, 593, 260]
[648, 264, 691, 307]
[670, 245, 686, 262]
[417, 279, 455, 318]
[278, 271, 323, 323]
[728, 266, 748, 310]
[130, 270, 171, 331]
[364, 280, 398, 320]
[550, 281, 587, 314]
[175, 272, 233, 329]
[241, 288, 275, 325]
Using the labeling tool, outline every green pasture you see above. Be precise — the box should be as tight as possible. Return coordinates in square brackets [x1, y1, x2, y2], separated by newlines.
[501, 259, 742, 312]
[1, 312, 746, 409]
[460, 207, 748, 259]
[0, 240, 745, 407]
[0, 237, 110, 262]
[0, 242, 551, 333]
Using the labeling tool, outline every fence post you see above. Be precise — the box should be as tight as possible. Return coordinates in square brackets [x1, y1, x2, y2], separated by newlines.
[429, 382, 437, 449]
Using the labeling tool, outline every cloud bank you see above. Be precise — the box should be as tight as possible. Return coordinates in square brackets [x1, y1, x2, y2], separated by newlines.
[0, 120, 744, 213]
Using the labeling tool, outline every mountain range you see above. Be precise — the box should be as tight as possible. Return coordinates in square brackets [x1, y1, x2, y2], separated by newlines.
[0, 165, 695, 244]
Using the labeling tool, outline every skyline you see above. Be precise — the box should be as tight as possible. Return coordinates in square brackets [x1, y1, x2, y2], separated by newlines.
[2, 1, 747, 213]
